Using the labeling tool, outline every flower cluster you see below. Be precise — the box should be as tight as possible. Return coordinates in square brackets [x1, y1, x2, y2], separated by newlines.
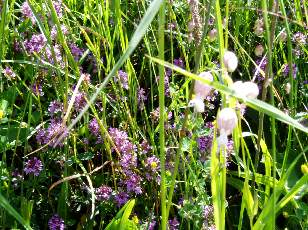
[95, 185, 112, 201]
[48, 214, 65, 230]
[24, 157, 43, 176]
[36, 119, 68, 148]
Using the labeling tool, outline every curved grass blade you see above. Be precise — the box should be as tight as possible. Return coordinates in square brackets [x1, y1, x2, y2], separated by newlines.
[0, 193, 33, 230]
[146, 57, 308, 134]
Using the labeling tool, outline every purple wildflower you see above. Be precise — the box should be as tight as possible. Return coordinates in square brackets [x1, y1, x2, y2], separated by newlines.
[89, 118, 100, 137]
[115, 70, 129, 90]
[53, 0, 63, 18]
[31, 82, 44, 96]
[36, 128, 47, 145]
[124, 173, 142, 194]
[69, 43, 83, 61]
[48, 214, 65, 230]
[24, 157, 43, 176]
[137, 87, 147, 109]
[168, 218, 180, 230]
[109, 128, 135, 154]
[293, 32, 306, 45]
[114, 191, 129, 207]
[120, 153, 137, 175]
[145, 156, 160, 173]
[48, 100, 63, 117]
[51, 25, 69, 40]
[203, 205, 214, 220]
[46, 119, 68, 148]
[174, 58, 184, 68]
[24, 34, 47, 54]
[197, 122, 214, 153]
[74, 92, 87, 111]
[2, 66, 16, 79]
[140, 140, 151, 154]
[254, 57, 268, 82]
[21, 2, 35, 24]
[282, 63, 298, 79]
[148, 220, 156, 230]
[95, 185, 112, 201]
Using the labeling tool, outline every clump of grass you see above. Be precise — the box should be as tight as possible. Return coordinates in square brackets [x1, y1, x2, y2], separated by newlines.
[0, 0, 307, 229]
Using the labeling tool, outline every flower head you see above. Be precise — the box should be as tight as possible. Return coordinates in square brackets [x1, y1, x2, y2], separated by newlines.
[95, 185, 112, 201]
[114, 191, 129, 207]
[24, 157, 43, 176]
[223, 51, 238, 72]
[194, 71, 214, 99]
[217, 108, 238, 136]
[48, 214, 65, 230]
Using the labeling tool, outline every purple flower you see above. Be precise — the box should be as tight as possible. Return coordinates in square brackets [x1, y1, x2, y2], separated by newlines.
[51, 25, 69, 40]
[24, 34, 47, 54]
[148, 220, 156, 230]
[120, 153, 137, 175]
[74, 92, 87, 111]
[95, 185, 112, 201]
[293, 32, 306, 45]
[52, 0, 63, 18]
[140, 140, 151, 154]
[145, 156, 160, 173]
[282, 63, 298, 79]
[137, 87, 147, 109]
[254, 58, 268, 82]
[21, 2, 35, 24]
[36, 120, 68, 147]
[109, 128, 135, 154]
[48, 214, 65, 230]
[114, 191, 129, 207]
[69, 43, 83, 61]
[31, 82, 44, 96]
[115, 70, 129, 90]
[2, 66, 16, 79]
[124, 173, 142, 194]
[46, 120, 68, 147]
[89, 118, 100, 137]
[173, 58, 184, 68]
[36, 128, 47, 145]
[197, 122, 214, 153]
[24, 157, 43, 176]
[168, 218, 180, 230]
[48, 100, 63, 117]
[203, 205, 214, 220]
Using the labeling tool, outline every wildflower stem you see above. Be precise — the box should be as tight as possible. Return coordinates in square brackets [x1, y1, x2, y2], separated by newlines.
[158, 1, 167, 229]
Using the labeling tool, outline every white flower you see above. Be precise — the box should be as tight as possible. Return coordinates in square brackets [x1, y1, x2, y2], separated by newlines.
[217, 108, 238, 135]
[188, 97, 205, 113]
[231, 81, 259, 99]
[223, 51, 238, 72]
[194, 71, 213, 99]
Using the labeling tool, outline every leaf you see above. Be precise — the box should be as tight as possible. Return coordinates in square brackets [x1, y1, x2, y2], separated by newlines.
[0, 193, 33, 230]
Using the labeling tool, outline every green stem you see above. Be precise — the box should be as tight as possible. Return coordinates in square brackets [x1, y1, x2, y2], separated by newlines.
[158, 1, 167, 229]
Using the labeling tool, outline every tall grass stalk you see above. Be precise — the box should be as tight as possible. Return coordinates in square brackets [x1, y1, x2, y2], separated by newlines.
[158, 0, 167, 229]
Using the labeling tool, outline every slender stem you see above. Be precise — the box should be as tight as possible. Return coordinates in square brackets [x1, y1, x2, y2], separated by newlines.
[158, 1, 167, 229]
[165, 0, 214, 219]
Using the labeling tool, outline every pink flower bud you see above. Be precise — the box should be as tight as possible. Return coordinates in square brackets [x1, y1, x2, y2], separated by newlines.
[194, 71, 213, 99]
[208, 29, 217, 42]
[254, 44, 264, 57]
[217, 108, 238, 135]
[223, 51, 238, 72]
